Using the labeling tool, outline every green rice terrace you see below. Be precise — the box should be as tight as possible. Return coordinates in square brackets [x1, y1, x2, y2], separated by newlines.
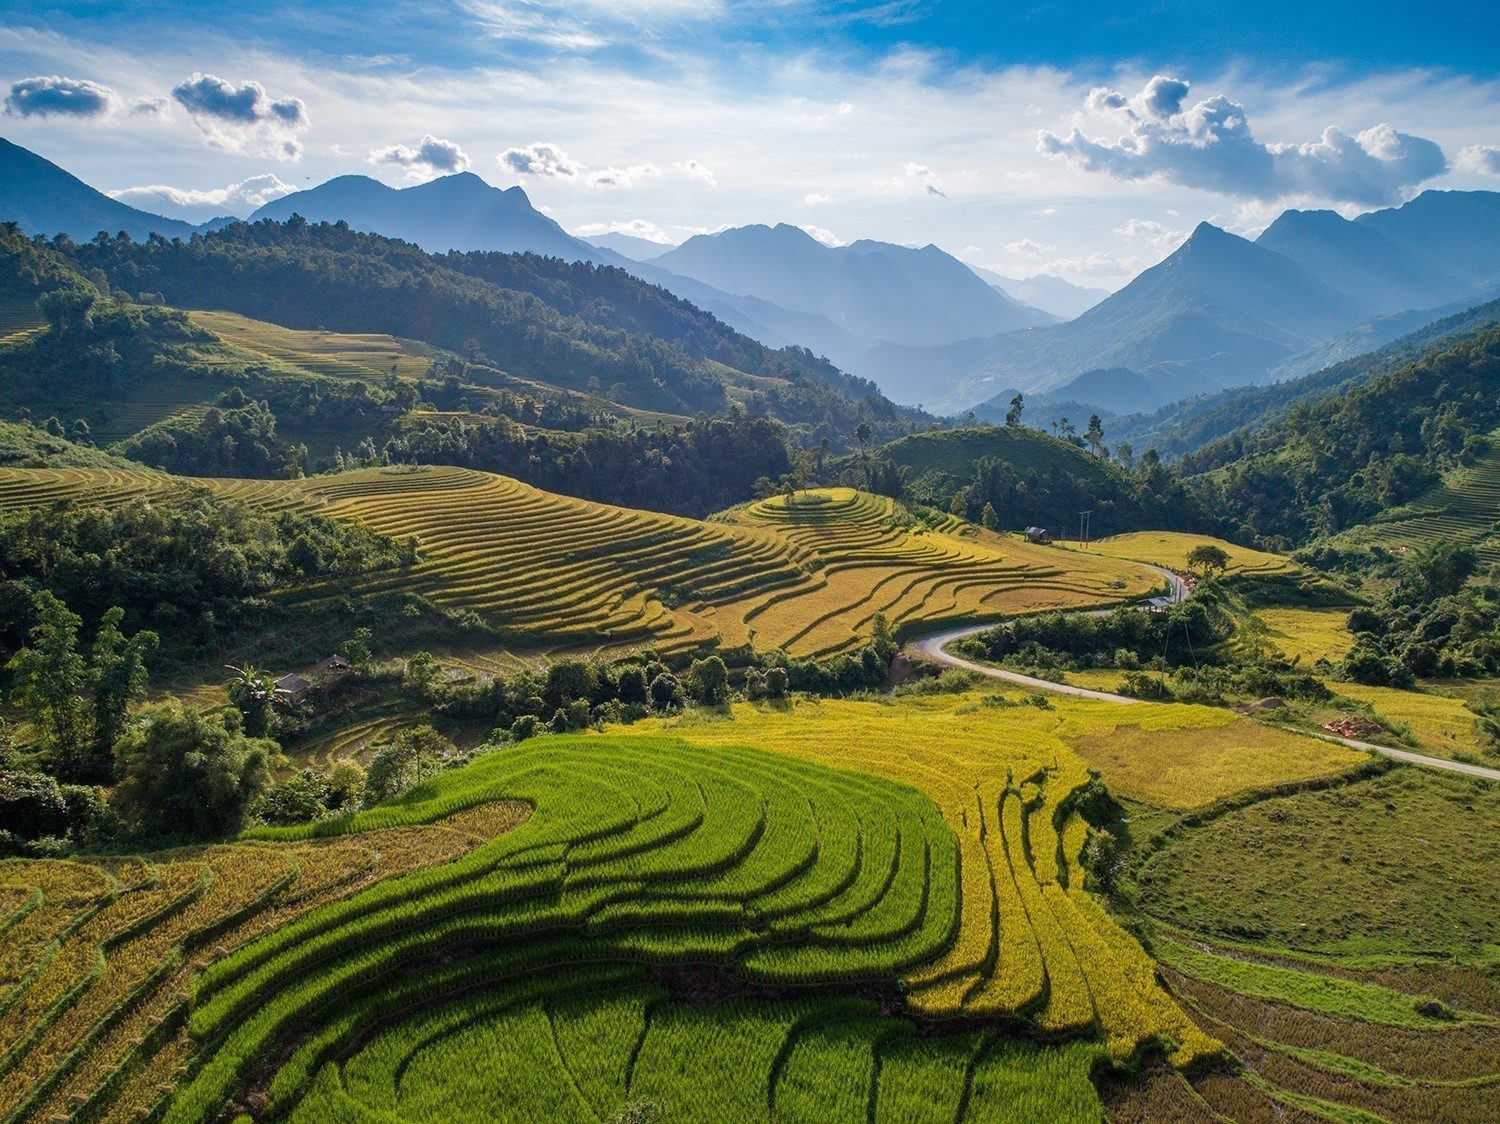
[1337, 426, 1500, 566]
[0, 733, 1186, 1123]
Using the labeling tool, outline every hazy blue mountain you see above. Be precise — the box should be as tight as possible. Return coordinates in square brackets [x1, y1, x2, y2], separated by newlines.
[1354, 190, 1500, 291]
[0, 136, 197, 242]
[1106, 297, 1500, 459]
[652, 224, 1055, 355]
[866, 222, 1361, 413]
[250, 172, 619, 263]
[583, 231, 674, 261]
[965, 263, 1109, 319]
[1255, 207, 1470, 316]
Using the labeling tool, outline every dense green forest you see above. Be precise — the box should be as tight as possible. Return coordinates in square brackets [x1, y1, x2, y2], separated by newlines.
[844, 422, 1199, 539]
[1183, 325, 1500, 545]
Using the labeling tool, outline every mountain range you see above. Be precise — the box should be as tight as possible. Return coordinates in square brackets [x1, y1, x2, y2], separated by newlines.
[239, 166, 1069, 379]
[3, 134, 1498, 419]
[938, 193, 1500, 417]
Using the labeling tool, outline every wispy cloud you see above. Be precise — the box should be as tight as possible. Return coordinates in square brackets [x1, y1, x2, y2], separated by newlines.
[573, 217, 675, 243]
[109, 173, 298, 221]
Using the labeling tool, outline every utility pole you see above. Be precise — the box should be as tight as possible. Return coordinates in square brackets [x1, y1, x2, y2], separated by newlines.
[1078, 510, 1092, 549]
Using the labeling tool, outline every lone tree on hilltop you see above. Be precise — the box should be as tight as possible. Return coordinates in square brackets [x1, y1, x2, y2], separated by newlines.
[1005, 394, 1023, 426]
[1185, 543, 1231, 579]
[1085, 414, 1106, 457]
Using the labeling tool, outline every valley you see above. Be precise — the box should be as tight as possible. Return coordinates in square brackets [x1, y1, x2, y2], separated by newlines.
[2, 131, 1499, 1124]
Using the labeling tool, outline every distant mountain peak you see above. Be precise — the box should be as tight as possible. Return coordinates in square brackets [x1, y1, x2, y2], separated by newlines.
[1184, 220, 1235, 244]
[0, 135, 198, 242]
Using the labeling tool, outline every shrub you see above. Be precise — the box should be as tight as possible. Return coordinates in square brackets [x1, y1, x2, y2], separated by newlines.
[112, 703, 276, 840]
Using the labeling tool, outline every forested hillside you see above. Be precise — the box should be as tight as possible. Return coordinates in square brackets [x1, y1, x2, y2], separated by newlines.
[842, 424, 1200, 539]
[56, 218, 914, 443]
[1184, 325, 1500, 543]
[0, 223, 930, 516]
[1111, 298, 1500, 457]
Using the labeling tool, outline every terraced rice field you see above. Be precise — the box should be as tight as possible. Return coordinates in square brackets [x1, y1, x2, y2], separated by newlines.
[0, 734, 1146, 1122]
[0, 801, 529, 1124]
[0, 468, 1158, 657]
[288, 988, 1107, 1123]
[1338, 426, 1500, 566]
[0, 298, 43, 343]
[628, 693, 1369, 1055]
[187, 310, 437, 382]
[1080, 531, 1293, 576]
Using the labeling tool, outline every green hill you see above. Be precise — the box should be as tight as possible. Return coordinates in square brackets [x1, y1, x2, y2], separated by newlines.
[56, 219, 920, 446]
[871, 425, 1119, 483]
[849, 425, 1196, 539]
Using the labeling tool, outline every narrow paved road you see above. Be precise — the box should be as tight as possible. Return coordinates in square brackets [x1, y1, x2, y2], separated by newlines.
[911, 624, 1143, 704]
[910, 561, 1500, 783]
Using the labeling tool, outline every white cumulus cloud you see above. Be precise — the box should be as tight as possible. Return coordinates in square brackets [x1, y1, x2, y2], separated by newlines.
[369, 135, 471, 178]
[171, 73, 310, 159]
[499, 141, 581, 178]
[5, 75, 118, 119]
[676, 159, 717, 186]
[1040, 75, 1448, 207]
[801, 224, 846, 247]
[109, 174, 298, 222]
[1457, 145, 1500, 176]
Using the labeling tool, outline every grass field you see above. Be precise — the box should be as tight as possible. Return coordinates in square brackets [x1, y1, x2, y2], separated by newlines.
[1127, 764, 1500, 1120]
[0, 468, 1159, 658]
[1061, 714, 1366, 809]
[1257, 606, 1358, 666]
[1331, 681, 1492, 762]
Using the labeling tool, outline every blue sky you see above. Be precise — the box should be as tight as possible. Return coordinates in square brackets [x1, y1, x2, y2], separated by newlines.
[3, 1, 1498, 287]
